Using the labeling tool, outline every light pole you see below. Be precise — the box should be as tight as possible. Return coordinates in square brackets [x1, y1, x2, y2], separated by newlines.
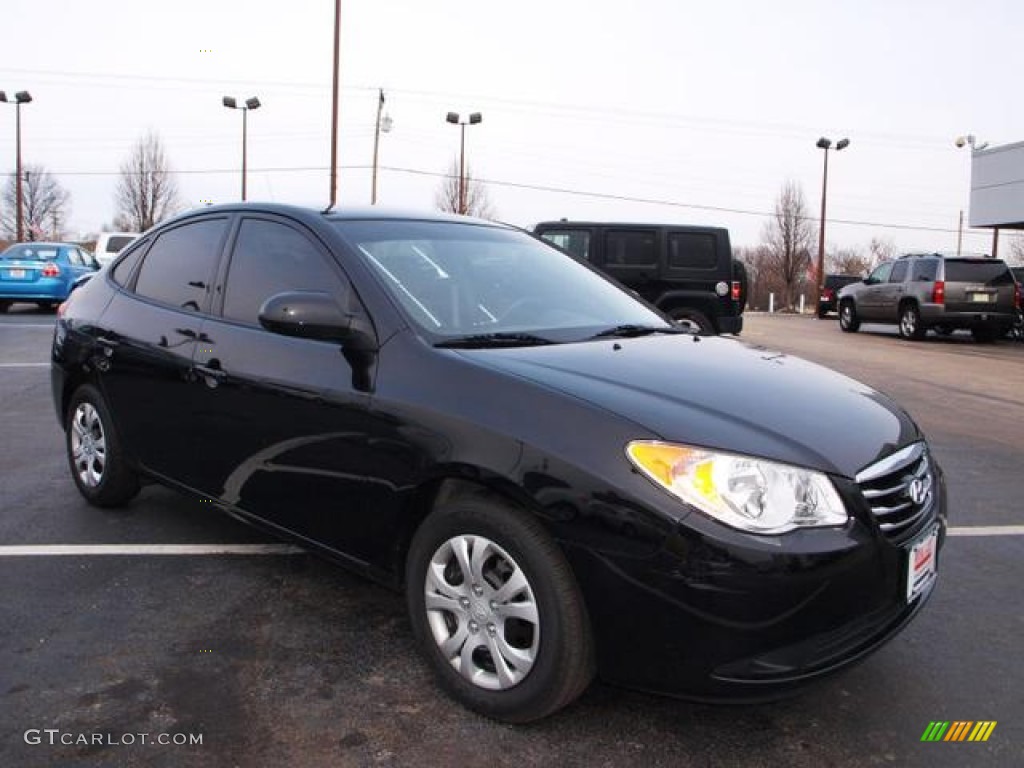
[955, 134, 991, 257]
[814, 136, 849, 312]
[223, 96, 261, 201]
[371, 89, 393, 204]
[329, 0, 341, 209]
[445, 111, 482, 214]
[1, 90, 33, 241]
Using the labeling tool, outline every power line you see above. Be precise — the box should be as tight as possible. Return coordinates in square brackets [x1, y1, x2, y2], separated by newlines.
[0, 162, 990, 237]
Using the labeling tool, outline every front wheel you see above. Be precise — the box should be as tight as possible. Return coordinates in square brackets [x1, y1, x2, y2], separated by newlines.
[667, 307, 714, 335]
[406, 494, 595, 723]
[838, 300, 860, 332]
[66, 384, 141, 507]
[898, 304, 925, 340]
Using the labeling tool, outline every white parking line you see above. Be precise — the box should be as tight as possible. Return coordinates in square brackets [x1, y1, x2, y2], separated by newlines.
[0, 544, 305, 557]
[947, 525, 1024, 537]
[0, 323, 55, 328]
[0, 363, 49, 368]
[0, 529, 1020, 558]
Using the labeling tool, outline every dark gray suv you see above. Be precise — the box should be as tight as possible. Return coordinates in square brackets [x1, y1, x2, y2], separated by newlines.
[838, 253, 1019, 342]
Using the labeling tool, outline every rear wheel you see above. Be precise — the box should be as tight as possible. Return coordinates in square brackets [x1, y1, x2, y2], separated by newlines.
[0, 300, 11, 314]
[838, 300, 860, 332]
[406, 494, 594, 723]
[66, 384, 140, 507]
[898, 304, 925, 340]
[667, 307, 714, 335]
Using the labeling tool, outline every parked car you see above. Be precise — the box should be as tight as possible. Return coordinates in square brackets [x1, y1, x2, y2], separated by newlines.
[817, 274, 861, 317]
[92, 232, 139, 267]
[53, 204, 946, 722]
[838, 253, 1018, 341]
[533, 220, 744, 335]
[0, 242, 100, 312]
[1011, 267, 1024, 340]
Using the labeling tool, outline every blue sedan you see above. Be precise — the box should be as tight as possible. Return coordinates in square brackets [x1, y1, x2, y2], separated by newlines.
[0, 242, 100, 312]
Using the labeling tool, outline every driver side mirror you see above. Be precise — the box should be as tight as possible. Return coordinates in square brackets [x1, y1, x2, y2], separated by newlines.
[258, 290, 377, 351]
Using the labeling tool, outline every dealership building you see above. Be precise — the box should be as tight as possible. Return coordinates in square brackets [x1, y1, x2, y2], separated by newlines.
[968, 139, 1024, 257]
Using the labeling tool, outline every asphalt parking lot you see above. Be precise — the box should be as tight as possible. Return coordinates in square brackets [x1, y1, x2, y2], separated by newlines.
[2, 305, 1021, 768]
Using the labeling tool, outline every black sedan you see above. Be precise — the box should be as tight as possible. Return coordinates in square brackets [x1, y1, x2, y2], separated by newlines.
[51, 204, 946, 722]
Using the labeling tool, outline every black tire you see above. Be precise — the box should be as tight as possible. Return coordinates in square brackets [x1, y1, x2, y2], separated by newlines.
[667, 307, 715, 335]
[898, 304, 926, 340]
[816, 306, 828, 319]
[65, 384, 141, 507]
[838, 300, 860, 332]
[406, 494, 595, 723]
[0, 300, 11, 314]
[36, 301, 57, 311]
[971, 325, 997, 343]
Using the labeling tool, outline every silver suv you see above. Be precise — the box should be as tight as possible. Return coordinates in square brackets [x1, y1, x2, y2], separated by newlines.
[838, 253, 1019, 342]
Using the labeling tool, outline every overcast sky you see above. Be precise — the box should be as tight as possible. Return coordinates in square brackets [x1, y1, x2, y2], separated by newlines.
[2, 0, 1022, 259]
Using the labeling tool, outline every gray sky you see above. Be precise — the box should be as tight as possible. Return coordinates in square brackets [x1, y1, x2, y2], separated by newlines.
[2, 0, 1021, 258]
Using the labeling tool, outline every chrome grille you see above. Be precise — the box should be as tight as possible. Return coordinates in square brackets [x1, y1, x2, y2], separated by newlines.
[855, 442, 934, 540]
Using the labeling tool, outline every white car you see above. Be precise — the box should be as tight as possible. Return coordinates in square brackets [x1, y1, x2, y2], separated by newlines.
[93, 232, 139, 266]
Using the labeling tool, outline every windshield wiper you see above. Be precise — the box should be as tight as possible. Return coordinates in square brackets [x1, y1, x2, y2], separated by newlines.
[435, 332, 556, 349]
[588, 324, 689, 340]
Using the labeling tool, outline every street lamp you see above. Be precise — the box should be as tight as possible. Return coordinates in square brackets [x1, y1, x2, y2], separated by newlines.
[445, 111, 482, 214]
[223, 96, 261, 201]
[955, 134, 992, 257]
[371, 89, 393, 205]
[1, 90, 33, 241]
[814, 136, 849, 313]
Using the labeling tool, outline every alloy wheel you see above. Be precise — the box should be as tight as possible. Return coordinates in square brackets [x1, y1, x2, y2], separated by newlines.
[70, 402, 107, 488]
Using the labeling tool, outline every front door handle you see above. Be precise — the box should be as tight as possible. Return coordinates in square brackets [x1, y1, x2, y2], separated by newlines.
[194, 359, 228, 388]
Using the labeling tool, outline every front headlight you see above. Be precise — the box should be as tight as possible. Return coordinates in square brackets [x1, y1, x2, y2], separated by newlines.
[626, 441, 847, 534]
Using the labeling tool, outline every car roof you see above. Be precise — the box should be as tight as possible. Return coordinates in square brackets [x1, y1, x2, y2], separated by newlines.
[535, 219, 728, 234]
[166, 201, 504, 226]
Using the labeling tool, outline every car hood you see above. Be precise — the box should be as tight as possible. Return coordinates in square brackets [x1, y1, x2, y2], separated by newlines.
[464, 335, 919, 479]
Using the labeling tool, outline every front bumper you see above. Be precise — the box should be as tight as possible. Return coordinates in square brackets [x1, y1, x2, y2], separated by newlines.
[566, 468, 947, 700]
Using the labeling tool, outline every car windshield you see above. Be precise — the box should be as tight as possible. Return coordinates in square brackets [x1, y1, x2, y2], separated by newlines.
[1, 244, 60, 261]
[334, 219, 668, 342]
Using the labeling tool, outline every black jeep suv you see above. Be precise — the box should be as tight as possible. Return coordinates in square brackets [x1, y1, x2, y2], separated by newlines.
[534, 221, 744, 335]
[837, 253, 1019, 342]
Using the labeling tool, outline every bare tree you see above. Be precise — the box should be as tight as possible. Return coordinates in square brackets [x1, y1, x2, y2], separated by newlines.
[759, 181, 814, 310]
[1, 164, 71, 241]
[828, 246, 871, 276]
[114, 131, 181, 231]
[1007, 233, 1024, 265]
[435, 160, 495, 219]
[867, 236, 896, 269]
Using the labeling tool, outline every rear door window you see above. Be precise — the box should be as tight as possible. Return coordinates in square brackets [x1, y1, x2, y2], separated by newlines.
[133, 218, 228, 312]
[667, 232, 717, 270]
[911, 260, 937, 282]
[605, 229, 657, 267]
